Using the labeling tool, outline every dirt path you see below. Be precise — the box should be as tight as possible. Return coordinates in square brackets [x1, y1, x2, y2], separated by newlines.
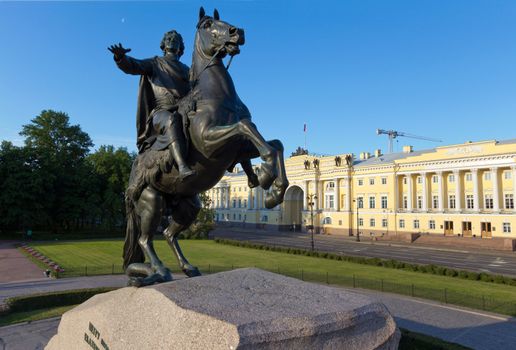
[0, 241, 46, 283]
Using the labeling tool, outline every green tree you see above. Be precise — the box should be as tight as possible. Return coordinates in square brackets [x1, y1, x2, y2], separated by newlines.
[0, 141, 45, 230]
[19, 110, 94, 232]
[88, 145, 134, 231]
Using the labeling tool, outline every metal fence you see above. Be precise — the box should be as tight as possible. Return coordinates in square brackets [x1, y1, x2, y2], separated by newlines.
[55, 263, 516, 316]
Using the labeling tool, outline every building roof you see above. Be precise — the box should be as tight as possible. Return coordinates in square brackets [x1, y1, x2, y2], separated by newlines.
[353, 148, 435, 167]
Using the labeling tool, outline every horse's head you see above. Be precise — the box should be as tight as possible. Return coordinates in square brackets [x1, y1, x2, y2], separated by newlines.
[195, 7, 245, 58]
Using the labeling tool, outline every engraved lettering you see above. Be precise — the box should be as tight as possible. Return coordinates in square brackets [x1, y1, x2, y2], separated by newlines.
[89, 322, 101, 339]
[84, 333, 100, 350]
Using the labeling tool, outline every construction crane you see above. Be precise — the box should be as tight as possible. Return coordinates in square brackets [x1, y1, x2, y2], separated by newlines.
[376, 129, 442, 153]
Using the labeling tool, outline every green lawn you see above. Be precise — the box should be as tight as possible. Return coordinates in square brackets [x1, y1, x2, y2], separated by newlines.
[27, 239, 516, 315]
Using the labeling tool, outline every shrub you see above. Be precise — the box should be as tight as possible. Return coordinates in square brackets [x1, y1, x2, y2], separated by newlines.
[6, 288, 116, 313]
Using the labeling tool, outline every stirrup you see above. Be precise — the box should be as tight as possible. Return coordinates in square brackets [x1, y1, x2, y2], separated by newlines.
[179, 168, 196, 182]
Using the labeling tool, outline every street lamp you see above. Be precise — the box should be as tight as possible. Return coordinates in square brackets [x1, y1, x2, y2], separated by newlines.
[306, 193, 317, 251]
[353, 198, 361, 242]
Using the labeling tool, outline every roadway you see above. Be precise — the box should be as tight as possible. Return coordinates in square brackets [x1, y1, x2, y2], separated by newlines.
[211, 228, 516, 277]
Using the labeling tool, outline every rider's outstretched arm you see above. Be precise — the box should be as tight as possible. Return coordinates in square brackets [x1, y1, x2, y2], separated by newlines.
[115, 55, 154, 76]
[108, 43, 153, 76]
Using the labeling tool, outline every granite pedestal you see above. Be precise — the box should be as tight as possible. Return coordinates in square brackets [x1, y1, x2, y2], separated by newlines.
[46, 268, 400, 349]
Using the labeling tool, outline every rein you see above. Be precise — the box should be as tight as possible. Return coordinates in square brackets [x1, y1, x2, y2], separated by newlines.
[190, 36, 236, 88]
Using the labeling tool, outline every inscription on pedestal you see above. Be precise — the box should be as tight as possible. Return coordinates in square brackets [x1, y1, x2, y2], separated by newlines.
[84, 322, 110, 350]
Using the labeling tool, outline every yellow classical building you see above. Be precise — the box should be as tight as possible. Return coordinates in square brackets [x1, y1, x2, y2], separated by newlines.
[208, 139, 516, 248]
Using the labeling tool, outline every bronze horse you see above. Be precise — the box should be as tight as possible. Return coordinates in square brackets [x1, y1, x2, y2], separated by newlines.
[123, 8, 289, 286]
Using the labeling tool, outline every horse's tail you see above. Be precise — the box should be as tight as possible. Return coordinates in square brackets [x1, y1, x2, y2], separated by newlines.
[123, 181, 145, 270]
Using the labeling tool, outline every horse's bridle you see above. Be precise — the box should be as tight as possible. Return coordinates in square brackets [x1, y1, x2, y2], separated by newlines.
[190, 30, 236, 88]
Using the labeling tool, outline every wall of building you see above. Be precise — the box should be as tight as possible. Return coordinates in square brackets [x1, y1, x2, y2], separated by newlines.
[207, 140, 516, 244]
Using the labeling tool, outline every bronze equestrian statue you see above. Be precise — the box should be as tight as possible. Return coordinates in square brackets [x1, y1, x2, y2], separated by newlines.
[109, 7, 289, 287]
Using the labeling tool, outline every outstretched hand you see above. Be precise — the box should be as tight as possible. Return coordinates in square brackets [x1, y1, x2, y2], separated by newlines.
[108, 43, 131, 60]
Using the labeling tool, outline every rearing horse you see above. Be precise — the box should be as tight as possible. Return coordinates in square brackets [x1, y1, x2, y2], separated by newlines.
[123, 7, 289, 286]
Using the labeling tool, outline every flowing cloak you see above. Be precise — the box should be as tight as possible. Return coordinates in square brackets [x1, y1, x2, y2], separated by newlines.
[114, 55, 190, 153]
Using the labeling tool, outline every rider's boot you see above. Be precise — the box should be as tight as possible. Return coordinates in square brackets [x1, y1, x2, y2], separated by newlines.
[169, 140, 196, 181]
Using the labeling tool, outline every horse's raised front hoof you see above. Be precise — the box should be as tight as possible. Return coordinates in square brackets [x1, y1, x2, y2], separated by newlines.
[183, 265, 202, 278]
[248, 174, 260, 188]
[257, 163, 277, 190]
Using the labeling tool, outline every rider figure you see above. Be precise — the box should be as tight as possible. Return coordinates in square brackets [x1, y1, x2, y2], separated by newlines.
[109, 30, 195, 181]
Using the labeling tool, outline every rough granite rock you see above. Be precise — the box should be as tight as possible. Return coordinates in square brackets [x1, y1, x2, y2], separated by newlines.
[46, 268, 400, 350]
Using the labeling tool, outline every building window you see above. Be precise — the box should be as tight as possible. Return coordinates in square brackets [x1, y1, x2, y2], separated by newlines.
[449, 195, 456, 209]
[505, 194, 514, 209]
[233, 200, 236, 208]
[358, 179, 364, 186]
[403, 196, 408, 209]
[233, 214, 236, 220]
[432, 175, 438, 183]
[449, 174, 455, 182]
[325, 195, 335, 209]
[466, 195, 474, 209]
[484, 172, 491, 181]
[381, 196, 388, 209]
[238, 214, 242, 220]
[357, 197, 364, 209]
[503, 222, 511, 233]
[504, 171, 512, 180]
[417, 176, 422, 184]
[432, 195, 439, 209]
[417, 195, 423, 209]
[429, 220, 436, 230]
[369, 178, 375, 185]
[238, 199, 242, 208]
[484, 194, 493, 209]
[370, 218, 375, 227]
[466, 173, 473, 181]
[358, 218, 364, 226]
[262, 215, 268, 222]
[339, 220, 343, 226]
[403, 177, 407, 185]
[369, 196, 376, 209]
[243, 199, 247, 207]
[382, 218, 388, 228]
[413, 220, 420, 229]
[381, 177, 387, 185]
[399, 219, 405, 228]
[323, 217, 332, 225]
[326, 181, 335, 190]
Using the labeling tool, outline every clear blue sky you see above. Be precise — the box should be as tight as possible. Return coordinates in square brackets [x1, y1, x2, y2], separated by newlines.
[1, 0, 516, 156]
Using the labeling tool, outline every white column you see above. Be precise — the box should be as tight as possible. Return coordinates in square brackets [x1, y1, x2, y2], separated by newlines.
[303, 180, 309, 210]
[512, 166, 516, 211]
[491, 168, 499, 212]
[247, 189, 252, 209]
[315, 180, 320, 211]
[319, 181, 324, 210]
[335, 178, 340, 211]
[216, 188, 221, 208]
[226, 187, 231, 209]
[454, 170, 461, 211]
[406, 175, 413, 211]
[345, 178, 351, 211]
[437, 171, 444, 212]
[394, 175, 398, 211]
[472, 169, 479, 211]
[421, 173, 428, 211]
